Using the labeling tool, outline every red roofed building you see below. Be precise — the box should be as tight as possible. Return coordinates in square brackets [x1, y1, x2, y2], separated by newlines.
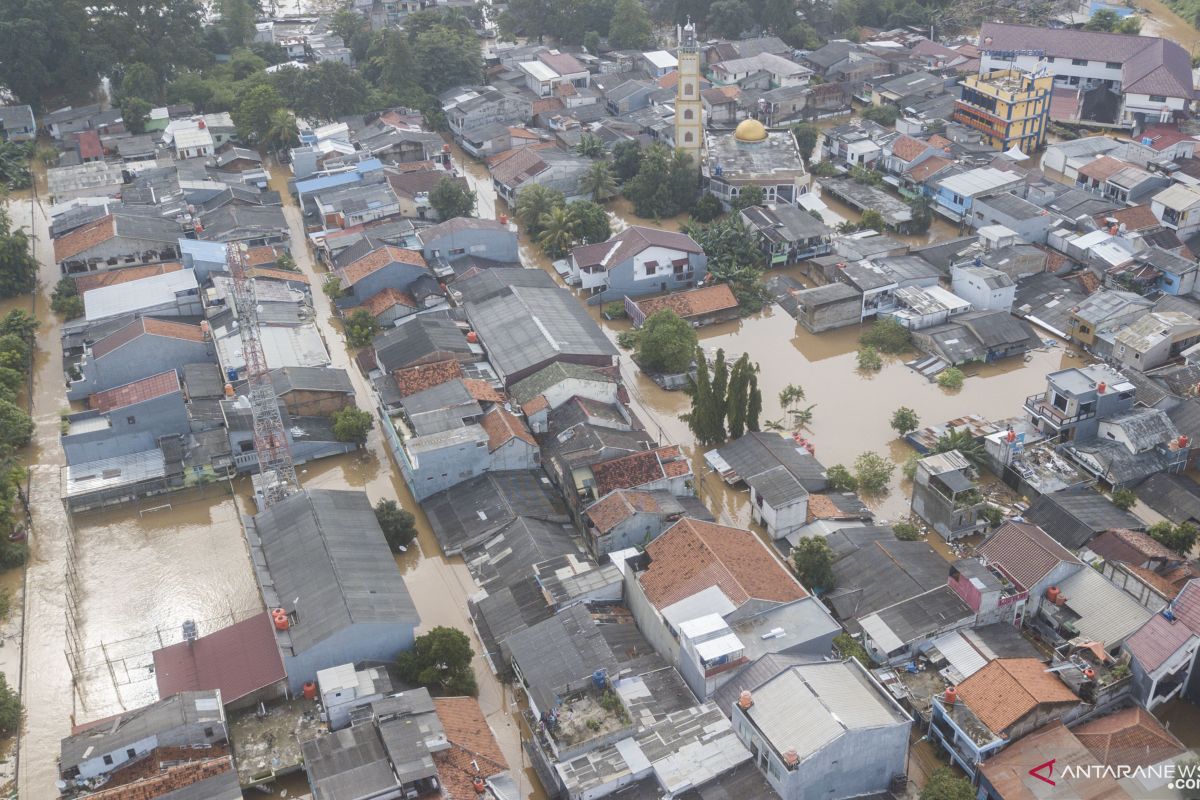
[568, 226, 707, 300]
[69, 317, 213, 401]
[432, 697, 512, 799]
[334, 245, 433, 307]
[152, 612, 287, 710]
[588, 444, 693, 502]
[76, 129, 103, 162]
[977, 521, 1083, 613]
[1124, 579, 1200, 710]
[626, 283, 740, 328]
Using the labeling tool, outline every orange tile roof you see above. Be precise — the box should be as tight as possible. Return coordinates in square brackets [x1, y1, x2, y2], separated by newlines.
[806, 494, 841, 521]
[531, 97, 565, 116]
[591, 444, 689, 496]
[432, 697, 509, 799]
[927, 134, 954, 151]
[393, 359, 463, 397]
[586, 489, 664, 534]
[978, 721, 1131, 800]
[1073, 706, 1186, 768]
[54, 215, 116, 262]
[480, 406, 536, 451]
[1077, 155, 1130, 182]
[641, 517, 808, 609]
[361, 287, 417, 318]
[890, 134, 934, 162]
[462, 378, 504, 403]
[142, 318, 205, 343]
[89, 370, 181, 412]
[1092, 204, 1160, 232]
[74, 262, 183, 293]
[244, 245, 282, 267]
[521, 394, 550, 415]
[906, 155, 953, 183]
[955, 658, 1077, 735]
[338, 246, 426, 286]
[87, 754, 234, 800]
[632, 284, 739, 321]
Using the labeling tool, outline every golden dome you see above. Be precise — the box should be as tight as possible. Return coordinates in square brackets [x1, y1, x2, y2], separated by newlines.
[734, 119, 768, 143]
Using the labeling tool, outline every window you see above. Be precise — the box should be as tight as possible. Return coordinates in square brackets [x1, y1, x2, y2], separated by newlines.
[684, 132, 693, 143]
[103, 755, 114, 766]
[1150, 94, 1167, 103]
[1106, 62, 1121, 69]
[1046, 56, 1055, 62]
[126, 416, 136, 425]
[684, 83, 694, 96]
[204, 727, 214, 738]
[1071, 58, 1088, 66]
[126, 749, 136, 759]
[684, 108, 694, 120]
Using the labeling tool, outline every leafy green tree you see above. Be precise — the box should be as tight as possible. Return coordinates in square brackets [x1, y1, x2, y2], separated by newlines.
[853, 451, 894, 494]
[0, 142, 32, 190]
[344, 309, 380, 348]
[567, 200, 611, 244]
[792, 536, 835, 590]
[374, 499, 417, 551]
[890, 407, 919, 436]
[229, 48, 268, 81]
[0, 367, 23, 403]
[1148, 521, 1199, 555]
[711, 349, 729, 433]
[0, 310, 37, 340]
[893, 520, 921, 540]
[668, 148, 697, 209]
[0, 673, 20, 736]
[219, 0, 258, 47]
[732, 185, 765, 211]
[683, 346, 726, 444]
[932, 427, 986, 469]
[612, 140, 642, 182]
[580, 161, 618, 202]
[826, 464, 857, 491]
[685, 215, 768, 309]
[860, 209, 885, 232]
[1110, 488, 1137, 511]
[575, 133, 606, 159]
[51, 277, 84, 319]
[331, 407, 374, 445]
[746, 371, 761, 432]
[118, 62, 159, 103]
[412, 24, 482, 94]
[833, 632, 870, 666]
[120, 97, 151, 134]
[691, 193, 722, 222]
[514, 184, 565, 238]
[91, 0, 210, 87]
[860, 104, 898, 127]
[0, 0, 98, 109]
[637, 310, 698, 374]
[726, 354, 756, 439]
[233, 84, 286, 143]
[707, 0, 752, 38]
[1114, 16, 1141, 33]
[0, 208, 37, 299]
[429, 178, 476, 220]
[537, 206, 578, 258]
[1084, 9, 1119, 30]
[0, 399, 32, 449]
[625, 143, 675, 219]
[322, 274, 345, 301]
[396, 626, 478, 696]
[921, 767, 975, 800]
[856, 346, 882, 371]
[584, 30, 602, 52]
[608, 0, 655, 49]
[859, 318, 911, 353]
[761, 0, 797, 32]
[792, 123, 819, 163]
[938, 366, 965, 390]
[264, 109, 299, 153]
[784, 20, 824, 50]
[331, 8, 367, 45]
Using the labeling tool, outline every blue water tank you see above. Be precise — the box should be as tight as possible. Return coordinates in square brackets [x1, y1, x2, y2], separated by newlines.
[226, 368, 238, 382]
[592, 669, 607, 689]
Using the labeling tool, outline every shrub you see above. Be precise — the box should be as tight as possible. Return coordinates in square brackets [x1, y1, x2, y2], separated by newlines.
[1110, 487, 1137, 511]
[890, 406, 919, 436]
[856, 346, 882, 371]
[937, 367, 965, 390]
[374, 499, 417, 551]
[826, 464, 856, 491]
[893, 520, 921, 540]
[603, 301, 627, 319]
[853, 451, 894, 494]
[859, 318, 911, 354]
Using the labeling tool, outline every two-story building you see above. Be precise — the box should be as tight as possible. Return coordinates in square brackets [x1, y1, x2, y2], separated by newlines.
[739, 204, 833, 265]
[568, 226, 707, 301]
[931, 167, 1025, 223]
[1023, 364, 1135, 442]
[62, 371, 190, 466]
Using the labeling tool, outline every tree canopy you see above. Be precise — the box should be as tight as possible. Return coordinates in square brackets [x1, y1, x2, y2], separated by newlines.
[331, 407, 374, 445]
[396, 626, 478, 696]
[636, 310, 698, 374]
[429, 178, 477, 220]
[792, 537, 835, 591]
[374, 499, 418, 551]
[0, 207, 37, 300]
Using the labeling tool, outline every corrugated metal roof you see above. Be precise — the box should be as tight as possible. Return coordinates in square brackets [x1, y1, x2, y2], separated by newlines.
[1058, 567, 1152, 647]
[931, 631, 987, 679]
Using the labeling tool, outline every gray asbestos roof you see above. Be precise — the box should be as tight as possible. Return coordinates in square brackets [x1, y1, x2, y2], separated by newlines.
[423, 470, 570, 555]
[828, 540, 948, 627]
[1136, 472, 1200, 525]
[716, 431, 828, 492]
[302, 724, 399, 800]
[505, 604, 618, 712]
[249, 490, 418, 655]
[373, 316, 470, 373]
[1026, 486, 1146, 549]
[60, 691, 224, 771]
[509, 362, 614, 406]
[270, 366, 354, 395]
[864, 585, 973, 645]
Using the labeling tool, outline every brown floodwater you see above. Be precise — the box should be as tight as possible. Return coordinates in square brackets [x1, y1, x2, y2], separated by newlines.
[1137, 0, 1200, 50]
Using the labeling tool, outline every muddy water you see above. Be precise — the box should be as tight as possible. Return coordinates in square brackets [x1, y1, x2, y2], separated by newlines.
[1137, 0, 1200, 50]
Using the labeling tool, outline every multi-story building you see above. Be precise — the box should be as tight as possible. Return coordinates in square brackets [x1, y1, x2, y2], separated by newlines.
[953, 70, 1053, 154]
[1023, 364, 1135, 442]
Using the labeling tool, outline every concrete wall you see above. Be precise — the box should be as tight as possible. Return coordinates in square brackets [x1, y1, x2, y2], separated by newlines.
[346, 261, 430, 305]
[623, 562, 682, 664]
[61, 238, 181, 274]
[489, 437, 539, 471]
[282, 622, 415, 694]
[593, 512, 666, 556]
[796, 292, 862, 333]
[280, 389, 353, 417]
[750, 488, 807, 540]
[970, 196, 1055, 244]
[69, 337, 214, 401]
[603, 249, 709, 300]
[421, 227, 519, 264]
[400, 426, 491, 501]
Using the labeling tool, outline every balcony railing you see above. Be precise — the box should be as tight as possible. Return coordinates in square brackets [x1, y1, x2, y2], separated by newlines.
[1024, 394, 1094, 427]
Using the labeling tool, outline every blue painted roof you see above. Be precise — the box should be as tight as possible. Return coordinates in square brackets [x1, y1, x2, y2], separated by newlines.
[178, 238, 228, 266]
[294, 159, 384, 196]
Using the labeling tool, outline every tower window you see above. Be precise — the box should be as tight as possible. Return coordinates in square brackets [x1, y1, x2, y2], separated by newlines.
[684, 109, 694, 120]
[684, 83, 694, 96]
[684, 132, 694, 143]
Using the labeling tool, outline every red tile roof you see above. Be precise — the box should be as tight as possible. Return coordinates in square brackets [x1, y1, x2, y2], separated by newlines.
[76, 129, 103, 160]
[152, 612, 285, 706]
[1138, 125, 1196, 152]
[640, 517, 808, 609]
[890, 134, 933, 163]
[1078, 155, 1131, 182]
[631, 284, 739, 321]
[89, 370, 181, 412]
[956, 658, 1077, 735]
[978, 721, 1130, 800]
[247, 266, 310, 284]
[361, 287, 417, 318]
[1125, 579, 1200, 671]
[905, 155, 953, 183]
[977, 521, 1081, 591]
[432, 697, 509, 799]
[54, 215, 116, 262]
[480, 406, 536, 451]
[74, 262, 183, 293]
[1050, 86, 1083, 123]
[462, 378, 504, 403]
[86, 754, 235, 800]
[90, 318, 205, 359]
[586, 489, 665, 534]
[591, 445, 690, 496]
[1074, 706, 1186, 768]
[338, 246, 427, 286]
[521, 394, 550, 416]
[244, 245, 282, 267]
[1092, 204, 1161, 232]
[394, 359, 463, 397]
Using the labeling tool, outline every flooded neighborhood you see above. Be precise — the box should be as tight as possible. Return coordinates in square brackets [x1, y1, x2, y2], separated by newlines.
[3, 0, 1200, 799]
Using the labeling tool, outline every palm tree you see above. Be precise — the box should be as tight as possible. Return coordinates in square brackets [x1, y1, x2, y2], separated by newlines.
[580, 161, 617, 202]
[514, 185, 564, 237]
[575, 133, 605, 159]
[537, 206, 577, 258]
[264, 109, 299, 155]
[932, 427, 987, 469]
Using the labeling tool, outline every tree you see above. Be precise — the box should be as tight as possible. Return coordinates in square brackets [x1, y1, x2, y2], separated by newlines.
[711, 349, 729, 434]
[938, 366, 965, 390]
[772, 383, 814, 430]
[746, 372, 761, 432]
[624, 143, 676, 219]
[0, 334, 30, 372]
[792, 123, 819, 163]
[1084, 9, 1119, 30]
[331, 8, 367, 45]
[761, 0, 797, 32]
[826, 464, 857, 491]
[412, 24, 483, 94]
[580, 160, 618, 202]
[397, 626, 478, 696]
[853, 451, 894, 494]
[1114, 16, 1141, 34]
[91, 0, 209, 87]
[921, 767, 975, 800]
[707, 0, 752, 38]
[612, 140, 642, 182]
[859, 318, 911, 353]
[0, 400, 33, 449]
[0, 367, 22, 403]
[120, 97, 151, 134]
[263, 109, 299, 153]
[0, 673, 20, 736]
[667, 148, 698, 210]
[514, 184, 565, 238]
[345, 309, 380, 348]
[691, 193, 722, 222]
[833, 632, 870, 666]
[0, 0, 98, 109]
[732, 184, 765, 211]
[893, 520, 921, 540]
[792, 536, 835, 590]
[726, 354, 755, 439]
[1148, 521, 1199, 555]
[538, 206, 578, 258]
[1110, 488, 1137, 511]
[890, 407, 919, 437]
[331, 407, 374, 445]
[932, 427, 986, 469]
[0, 207, 37, 299]
[608, 0, 655, 49]
[567, 200, 611, 244]
[860, 103, 898, 127]
[375, 498, 417, 551]
[429, 178, 476, 220]
[117, 61, 159, 103]
[0, 310, 37, 340]
[856, 346, 882, 371]
[859, 209, 885, 232]
[0, 142, 32, 190]
[685, 215, 768, 309]
[219, 0, 257, 47]
[637, 310, 698, 373]
[51, 277, 84, 319]
[575, 132, 606, 159]
[682, 346, 725, 445]
[233, 83, 286, 142]
[584, 30, 602, 52]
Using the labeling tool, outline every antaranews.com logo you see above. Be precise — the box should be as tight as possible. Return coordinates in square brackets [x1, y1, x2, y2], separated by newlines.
[1029, 758, 1200, 792]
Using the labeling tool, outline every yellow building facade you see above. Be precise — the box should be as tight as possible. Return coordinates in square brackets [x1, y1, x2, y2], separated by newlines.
[675, 21, 704, 168]
[952, 69, 1053, 154]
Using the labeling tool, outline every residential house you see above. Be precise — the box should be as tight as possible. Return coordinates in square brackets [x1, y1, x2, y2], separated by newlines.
[1124, 579, 1200, 710]
[968, 193, 1057, 244]
[756, 82, 850, 126]
[977, 520, 1084, 616]
[54, 214, 183, 275]
[1089, 527, 1197, 608]
[370, 315, 474, 374]
[508, 362, 619, 432]
[789, 282, 864, 333]
[928, 658, 1079, 779]
[1035, 563, 1154, 654]
[739, 204, 833, 265]
[314, 662, 405, 732]
[67, 318, 214, 401]
[931, 167, 1024, 223]
[1130, 247, 1198, 296]
[62, 371, 190, 466]
[518, 50, 590, 97]
[385, 169, 466, 221]
[728, 660, 912, 800]
[1023, 364, 1136, 443]
[1137, 472, 1200, 526]
[490, 146, 592, 204]
[582, 489, 689, 557]
[246, 489, 420, 693]
[568, 226, 707, 300]
[334, 245, 432, 308]
[836, 255, 940, 320]
[881, 134, 940, 176]
[58, 691, 229, 794]
[821, 120, 894, 168]
[1150, 183, 1200, 239]
[911, 450, 987, 541]
[269, 367, 355, 417]
[913, 309, 1041, 365]
[642, 50, 678, 77]
[1062, 407, 1189, 488]
[950, 264, 1016, 312]
[0, 104, 35, 141]
[1113, 311, 1200, 371]
[857, 584, 976, 665]
[1043, 136, 1125, 179]
[312, 180, 401, 231]
[1066, 290, 1154, 352]
[624, 283, 739, 330]
[869, 70, 947, 107]
[825, 536, 950, 632]
[1026, 485, 1146, 550]
[417, 216, 519, 269]
[710, 53, 812, 88]
[701, 86, 739, 125]
[443, 86, 531, 145]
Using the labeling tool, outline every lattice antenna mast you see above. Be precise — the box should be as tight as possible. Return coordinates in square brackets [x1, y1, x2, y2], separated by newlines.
[226, 243, 300, 507]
